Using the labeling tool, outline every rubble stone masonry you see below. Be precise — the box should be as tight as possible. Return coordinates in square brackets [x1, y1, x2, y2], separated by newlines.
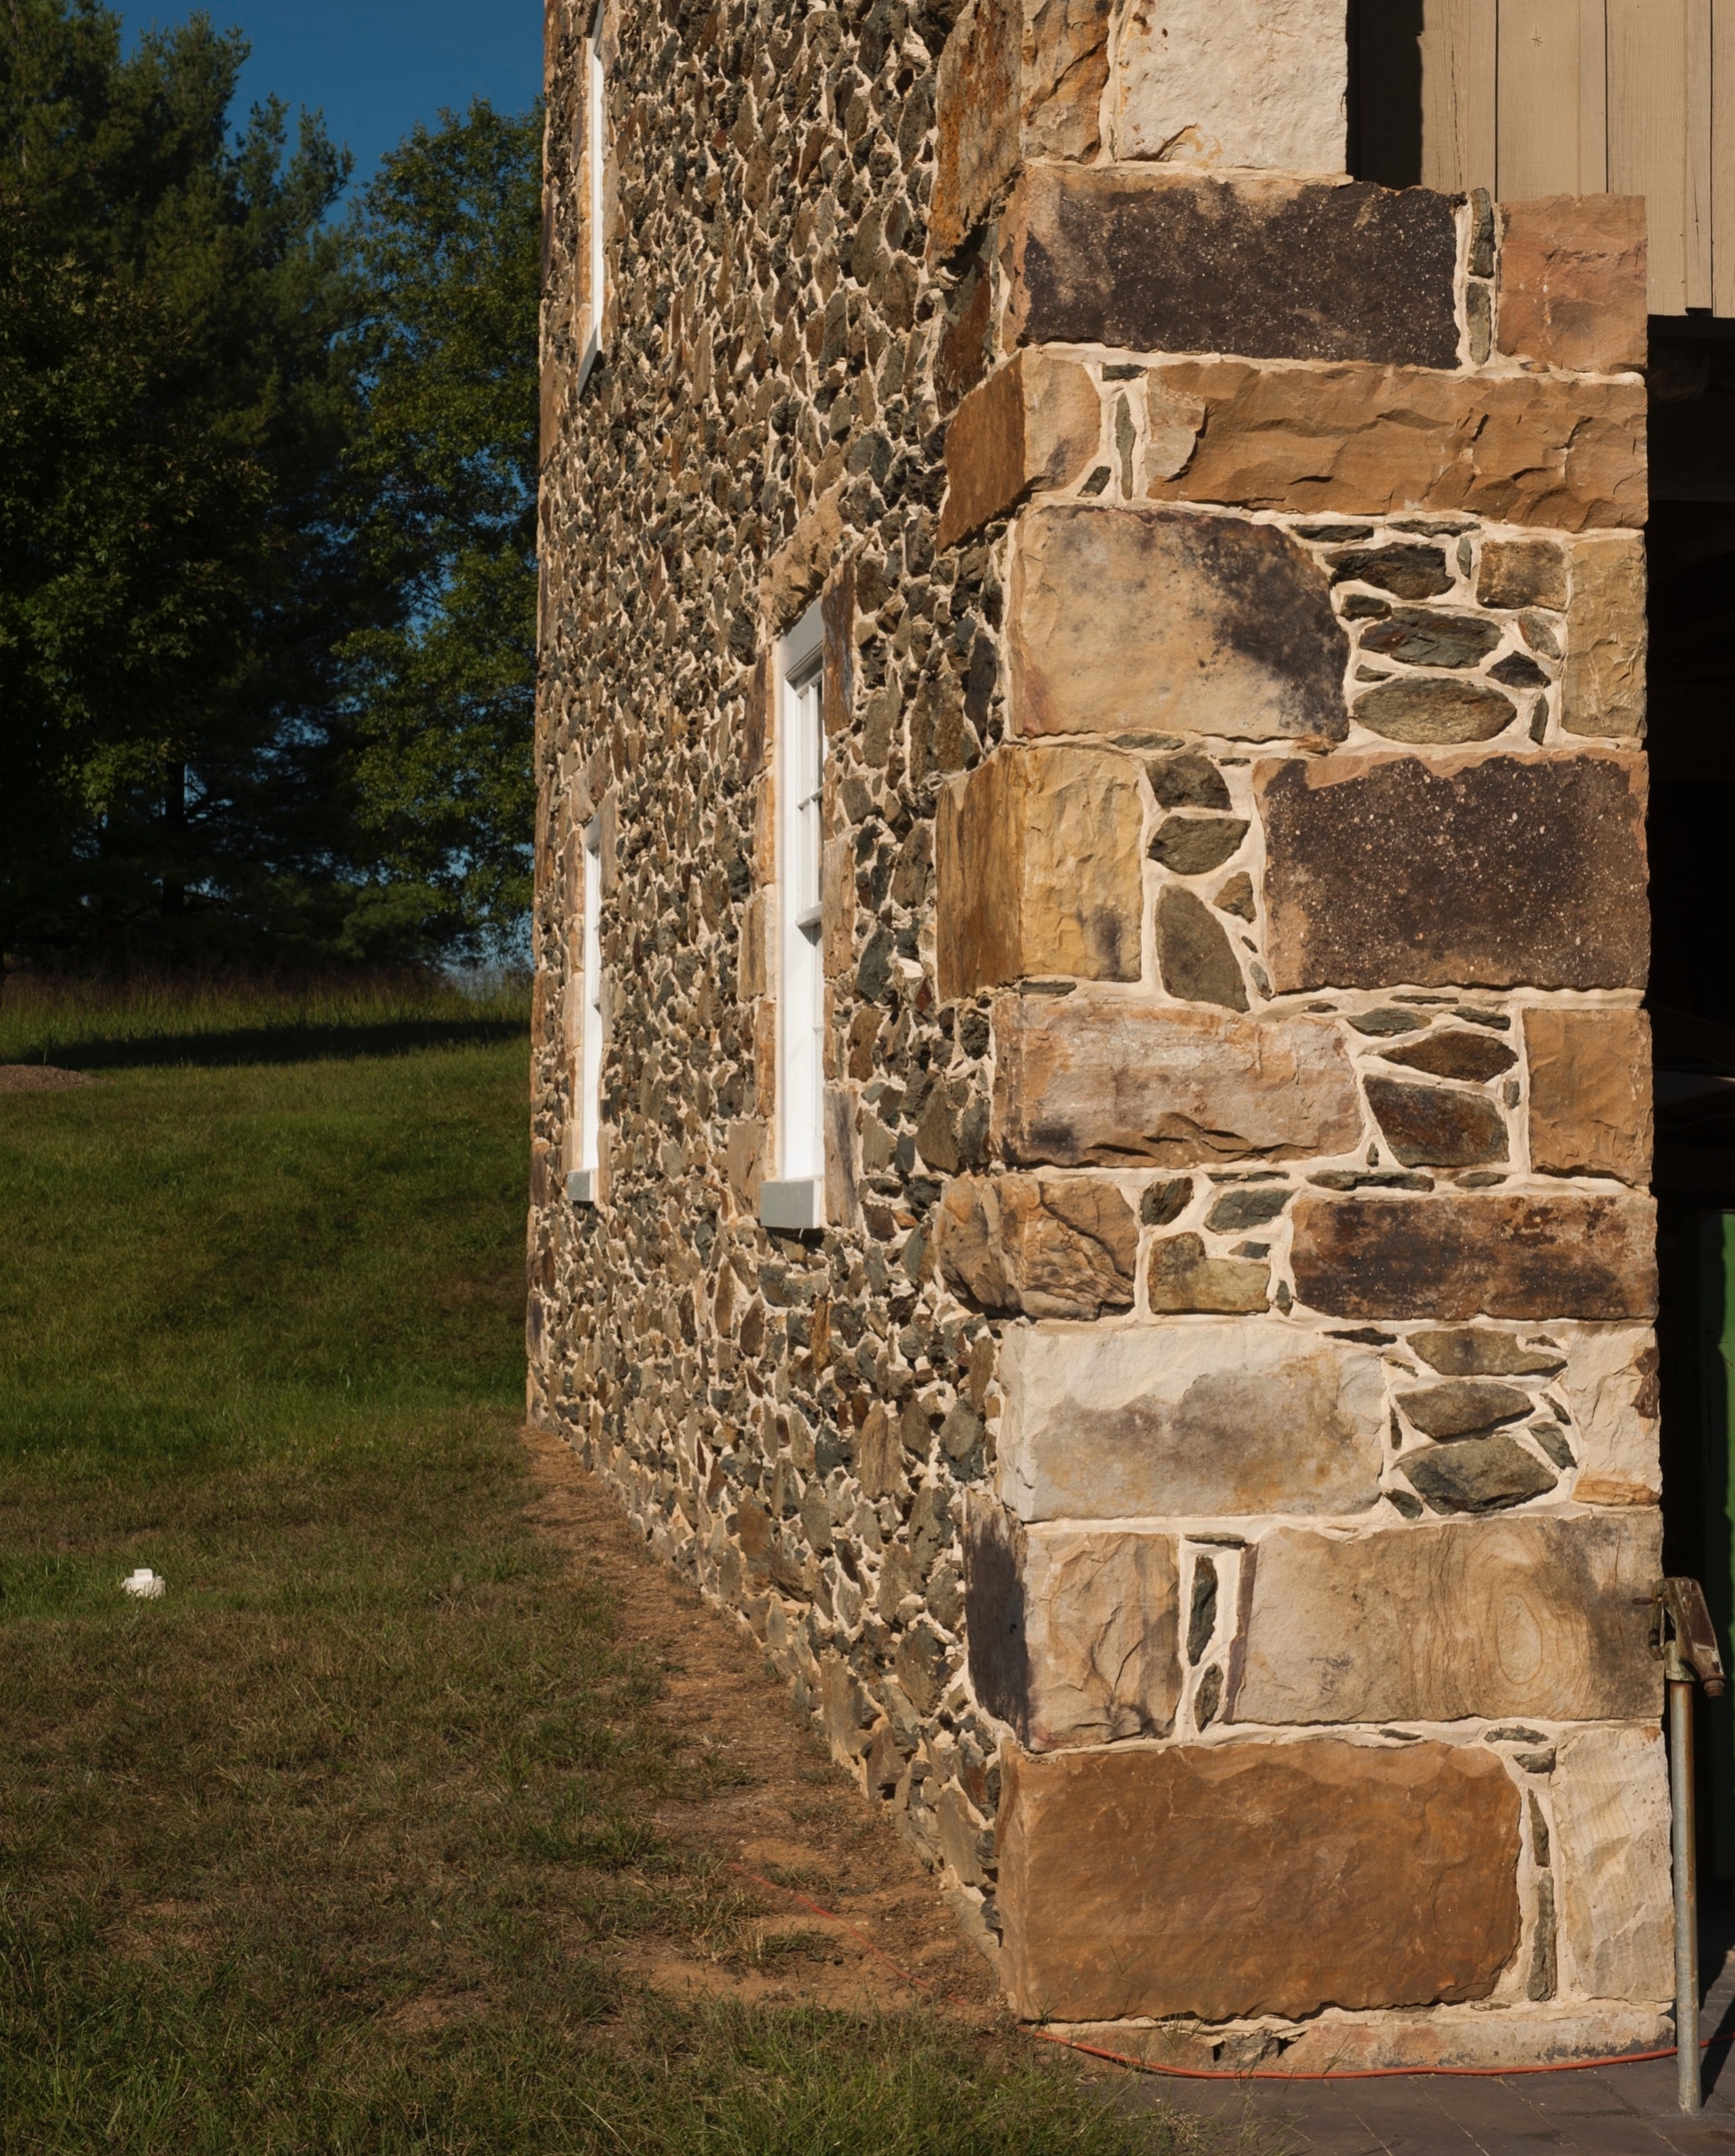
[532, 0, 1667, 2068]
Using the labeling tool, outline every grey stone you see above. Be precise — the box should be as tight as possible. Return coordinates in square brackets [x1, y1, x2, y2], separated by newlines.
[1157, 888, 1248, 1011]
[1360, 609, 1502, 669]
[1205, 1186, 1292, 1233]
[1347, 1007, 1427, 1036]
[1396, 1379, 1534, 1438]
[1194, 1665, 1224, 1727]
[1405, 1434, 1558, 1513]
[1214, 871, 1255, 919]
[1409, 1328, 1566, 1378]
[1531, 1420, 1577, 1471]
[1187, 1555, 1218, 1663]
[1150, 815, 1249, 874]
[1366, 1076, 1508, 1168]
[1141, 1175, 1192, 1226]
[1330, 544, 1453, 599]
[1491, 651, 1550, 690]
[1149, 751, 1231, 810]
[1380, 1031, 1516, 1082]
[1353, 677, 1516, 745]
[1529, 1873, 1558, 2001]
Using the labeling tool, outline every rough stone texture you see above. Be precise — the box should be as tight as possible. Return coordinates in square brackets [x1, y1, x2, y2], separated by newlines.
[1553, 1729, 1674, 2005]
[1497, 196, 1648, 378]
[1257, 751, 1649, 992]
[937, 746, 1143, 997]
[1352, 678, 1516, 745]
[1331, 544, 1453, 599]
[1009, 504, 1348, 743]
[1554, 1323, 1661, 1506]
[1156, 888, 1249, 1011]
[1235, 1515, 1661, 1725]
[997, 1740, 1523, 2023]
[1146, 1230, 1268, 1312]
[1108, 0, 1346, 173]
[1562, 533, 1647, 742]
[991, 996, 1363, 1167]
[936, 1171, 1137, 1319]
[1477, 539, 1569, 612]
[1409, 1328, 1564, 1379]
[1524, 1007, 1653, 1186]
[1397, 1380, 1532, 1437]
[1364, 1075, 1508, 1168]
[1003, 170, 1454, 366]
[937, 350, 1102, 547]
[964, 1499, 1181, 1749]
[1359, 610, 1503, 669]
[1290, 1194, 1658, 1321]
[996, 1321, 1385, 1521]
[1141, 360, 1646, 531]
[1148, 815, 1248, 874]
[1381, 1033, 1516, 1083]
[1404, 1434, 1557, 1514]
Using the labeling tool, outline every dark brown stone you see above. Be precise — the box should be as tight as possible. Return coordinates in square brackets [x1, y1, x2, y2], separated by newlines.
[1405, 1434, 1558, 1514]
[1149, 815, 1249, 874]
[1148, 751, 1230, 810]
[1365, 1076, 1508, 1168]
[1381, 1032, 1517, 1082]
[1290, 1193, 1658, 1321]
[1257, 751, 1649, 993]
[1330, 544, 1453, 599]
[1353, 677, 1516, 745]
[1205, 1185, 1292, 1233]
[1477, 538, 1569, 612]
[1347, 1007, 1426, 1036]
[1141, 1175, 1191, 1226]
[1214, 871, 1255, 919]
[998, 1739, 1523, 2022]
[1490, 651, 1550, 690]
[1157, 888, 1247, 1011]
[936, 1171, 1137, 1320]
[1002, 168, 1460, 367]
[1397, 1379, 1534, 1438]
[1360, 610, 1503, 669]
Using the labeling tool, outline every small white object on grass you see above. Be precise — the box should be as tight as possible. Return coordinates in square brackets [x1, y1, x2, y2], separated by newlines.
[121, 1568, 166, 1598]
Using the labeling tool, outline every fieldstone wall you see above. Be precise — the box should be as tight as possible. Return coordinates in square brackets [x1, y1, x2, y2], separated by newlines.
[532, 0, 1667, 2067]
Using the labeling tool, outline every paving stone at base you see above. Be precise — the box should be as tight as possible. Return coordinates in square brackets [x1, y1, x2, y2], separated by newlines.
[1233, 1513, 1662, 1727]
[997, 1320, 1385, 1521]
[997, 1738, 1523, 2023]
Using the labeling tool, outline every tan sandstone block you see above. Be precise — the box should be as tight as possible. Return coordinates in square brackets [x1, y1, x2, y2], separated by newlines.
[1524, 1007, 1652, 1185]
[937, 1172, 1137, 1320]
[1009, 503, 1347, 742]
[964, 1498, 1182, 1748]
[991, 995, 1363, 1167]
[1108, 0, 1346, 172]
[997, 1320, 1386, 1521]
[1234, 1514, 1662, 1727]
[1142, 359, 1645, 531]
[1554, 1323, 1660, 1505]
[1497, 196, 1648, 376]
[936, 746, 1143, 998]
[1553, 1728, 1674, 2005]
[998, 1739, 1523, 2022]
[937, 352, 1103, 548]
[1562, 532, 1646, 741]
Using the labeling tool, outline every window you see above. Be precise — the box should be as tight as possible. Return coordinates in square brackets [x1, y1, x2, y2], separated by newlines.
[568, 814, 605, 1205]
[760, 602, 826, 1232]
[579, 3, 606, 389]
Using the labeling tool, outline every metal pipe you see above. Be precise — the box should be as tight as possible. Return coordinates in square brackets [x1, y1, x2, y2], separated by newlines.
[1670, 1669, 1701, 2114]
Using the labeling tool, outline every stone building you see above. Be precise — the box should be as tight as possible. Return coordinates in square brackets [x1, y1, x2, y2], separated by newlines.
[528, 0, 1695, 2068]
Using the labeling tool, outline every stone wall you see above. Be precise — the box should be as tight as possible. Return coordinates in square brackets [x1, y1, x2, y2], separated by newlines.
[532, 0, 1668, 2066]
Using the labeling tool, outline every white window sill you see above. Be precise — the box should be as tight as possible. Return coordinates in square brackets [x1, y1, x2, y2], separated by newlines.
[567, 1169, 598, 1206]
[759, 1177, 824, 1232]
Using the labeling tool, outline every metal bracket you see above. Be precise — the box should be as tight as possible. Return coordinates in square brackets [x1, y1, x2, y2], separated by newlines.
[1655, 1577, 1729, 1695]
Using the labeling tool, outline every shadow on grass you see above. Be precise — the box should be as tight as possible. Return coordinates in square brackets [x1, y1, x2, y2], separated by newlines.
[16, 1016, 529, 1072]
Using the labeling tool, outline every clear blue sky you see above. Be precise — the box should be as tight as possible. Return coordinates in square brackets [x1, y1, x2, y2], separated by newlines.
[133, 0, 543, 189]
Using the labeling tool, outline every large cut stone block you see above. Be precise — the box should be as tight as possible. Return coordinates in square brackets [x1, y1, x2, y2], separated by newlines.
[1554, 1323, 1660, 1506]
[1553, 1727, 1674, 2005]
[1497, 196, 1648, 377]
[964, 1498, 1181, 1749]
[937, 1171, 1137, 1320]
[1009, 504, 1347, 743]
[1004, 170, 1454, 367]
[997, 1739, 1523, 2021]
[1290, 1193, 1658, 1321]
[1234, 1514, 1662, 1726]
[1524, 1007, 1652, 1185]
[997, 1321, 1386, 1521]
[1107, 0, 1346, 173]
[1257, 751, 1648, 992]
[991, 995, 1363, 1167]
[929, 0, 1112, 261]
[937, 351, 1102, 548]
[1562, 532, 1646, 741]
[1141, 359, 1645, 530]
[936, 746, 1142, 997]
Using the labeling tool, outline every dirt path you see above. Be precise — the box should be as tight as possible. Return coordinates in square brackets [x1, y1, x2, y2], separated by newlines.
[522, 1425, 1003, 2024]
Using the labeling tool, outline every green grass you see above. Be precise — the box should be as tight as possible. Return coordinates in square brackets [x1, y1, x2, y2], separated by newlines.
[0, 975, 1237, 2153]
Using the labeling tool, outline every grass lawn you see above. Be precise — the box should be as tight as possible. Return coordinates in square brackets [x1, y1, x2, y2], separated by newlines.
[0, 975, 1230, 2154]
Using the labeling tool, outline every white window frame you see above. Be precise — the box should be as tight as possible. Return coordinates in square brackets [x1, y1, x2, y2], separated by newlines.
[760, 601, 827, 1234]
[577, 3, 605, 391]
[567, 813, 605, 1205]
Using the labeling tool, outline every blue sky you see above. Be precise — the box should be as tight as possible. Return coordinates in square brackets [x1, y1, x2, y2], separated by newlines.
[135, 0, 543, 189]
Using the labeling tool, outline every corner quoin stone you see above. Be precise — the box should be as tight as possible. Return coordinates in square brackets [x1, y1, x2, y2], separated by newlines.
[936, 745, 1143, 998]
[936, 1171, 1137, 1320]
[1107, 0, 1346, 174]
[1009, 504, 1347, 743]
[1562, 532, 1646, 741]
[938, 350, 1102, 548]
[1524, 1006, 1653, 1185]
[990, 994, 1363, 1167]
[1256, 751, 1648, 992]
[996, 1739, 1523, 2023]
[1497, 196, 1648, 377]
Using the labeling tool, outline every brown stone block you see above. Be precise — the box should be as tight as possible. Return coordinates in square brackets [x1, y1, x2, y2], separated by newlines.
[1365, 1075, 1508, 1169]
[1498, 196, 1648, 376]
[991, 996, 1363, 1167]
[1235, 1514, 1662, 1727]
[936, 746, 1143, 997]
[937, 1171, 1137, 1320]
[998, 1321, 1385, 1521]
[1141, 359, 1646, 531]
[1257, 750, 1648, 992]
[1562, 532, 1646, 741]
[1009, 504, 1347, 743]
[937, 352, 1103, 549]
[997, 1739, 1523, 2021]
[1477, 538, 1569, 612]
[964, 1497, 1181, 1749]
[1001, 168, 1459, 368]
[1290, 1192, 1658, 1321]
[1145, 1231, 1268, 1313]
[1525, 1006, 1652, 1185]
